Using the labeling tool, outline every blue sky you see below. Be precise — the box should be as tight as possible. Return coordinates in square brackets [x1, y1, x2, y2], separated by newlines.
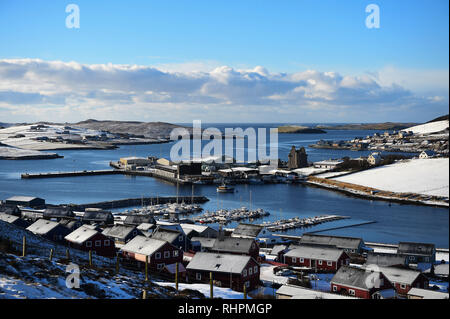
[0, 0, 448, 123]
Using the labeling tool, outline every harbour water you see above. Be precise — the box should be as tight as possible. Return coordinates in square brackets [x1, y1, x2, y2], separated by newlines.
[0, 124, 448, 247]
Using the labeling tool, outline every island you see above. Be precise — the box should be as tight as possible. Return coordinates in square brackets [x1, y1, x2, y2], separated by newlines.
[278, 125, 326, 134]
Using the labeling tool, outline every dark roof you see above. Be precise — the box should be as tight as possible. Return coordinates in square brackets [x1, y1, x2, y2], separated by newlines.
[398, 242, 435, 256]
[331, 265, 384, 291]
[43, 207, 75, 219]
[300, 234, 363, 250]
[191, 237, 216, 249]
[0, 204, 21, 216]
[102, 225, 139, 241]
[123, 215, 156, 226]
[231, 223, 263, 238]
[212, 237, 256, 254]
[6, 196, 45, 206]
[151, 227, 182, 243]
[82, 210, 114, 223]
[366, 252, 407, 267]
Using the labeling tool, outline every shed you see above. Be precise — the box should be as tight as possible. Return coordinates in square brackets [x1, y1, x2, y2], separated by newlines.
[6, 196, 45, 208]
[65, 225, 116, 257]
[26, 219, 70, 243]
[0, 212, 30, 228]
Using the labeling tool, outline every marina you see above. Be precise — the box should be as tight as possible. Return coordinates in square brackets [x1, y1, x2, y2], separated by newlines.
[259, 215, 350, 232]
[193, 207, 270, 224]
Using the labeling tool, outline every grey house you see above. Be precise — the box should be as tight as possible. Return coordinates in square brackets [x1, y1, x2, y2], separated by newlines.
[0, 204, 21, 217]
[299, 233, 365, 255]
[397, 242, 436, 264]
[365, 252, 409, 267]
[102, 224, 142, 244]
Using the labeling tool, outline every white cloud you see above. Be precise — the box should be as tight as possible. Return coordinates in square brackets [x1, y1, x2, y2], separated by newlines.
[0, 58, 447, 123]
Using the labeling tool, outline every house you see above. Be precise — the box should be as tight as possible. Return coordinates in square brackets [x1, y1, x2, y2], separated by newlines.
[284, 246, 349, 271]
[313, 160, 344, 170]
[397, 242, 436, 264]
[0, 212, 30, 228]
[136, 223, 155, 236]
[231, 223, 285, 245]
[58, 219, 84, 232]
[151, 226, 190, 251]
[65, 225, 116, 257]
[5, 196, 45, 208]
[365, 252, 408, 267]
[186, 252, 260, 292]
[120, 236, 182, 271]
[26, 219, 71, 243]
[123, 214, 156, 226]
[367, 152, 382, 165]
[180, 223, 218, 239]
[43, 207, 75, 221]
[330, 265, 395, 299]
[270, 245, 289, 263]
[276, 284, 357, 299]
[82, 209, 114, 226]
[211, 237, 260, 259]
[0, 204, 21, 216]
[407, 288, 449, 299]
[299, 233, 365, 255]
[419, 150, 436, 159]
[373, 266, 429, 296]
[190, 237, 217, 252]
[102, 224, 142, 245]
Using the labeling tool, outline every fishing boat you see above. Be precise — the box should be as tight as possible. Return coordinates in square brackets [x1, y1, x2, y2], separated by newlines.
[216, 184, 235, 193]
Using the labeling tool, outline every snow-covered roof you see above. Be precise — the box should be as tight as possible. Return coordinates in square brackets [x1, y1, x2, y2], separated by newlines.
[277, 284, 357, 299]
[186, 252, 252, 274]
[120, 236, 167, 256]
[331, 265, 384, 291]
[285, 245, 344, 262]
[102, 225, 137, 240]
[191, 237, 216, 249]
[372, 266, 422, 285]
[27, 219, 60, 235]
[231, 223, 263, 238]
[407, 288, 449, 299]
[406, 120, 449, 135]
[398, 242, 435, 256]
[65, 225, 99, 244]
[300, 233, 362, 250]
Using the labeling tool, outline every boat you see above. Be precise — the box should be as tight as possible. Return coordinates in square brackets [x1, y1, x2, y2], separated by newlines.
[216, 184, 235, 193]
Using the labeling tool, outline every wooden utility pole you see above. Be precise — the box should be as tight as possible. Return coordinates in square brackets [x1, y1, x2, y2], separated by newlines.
[88, 250, 93, 267]
[175, 262, 179, 291]
[49, 248, 54, 261]
[243, 284, 247, 299]
[22, 236, 26, 257]
[145, 256, 149, 282]
[209, 272, 213, 299]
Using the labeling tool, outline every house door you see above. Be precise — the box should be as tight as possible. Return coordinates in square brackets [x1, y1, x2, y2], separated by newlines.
[311, 259, 316, 268]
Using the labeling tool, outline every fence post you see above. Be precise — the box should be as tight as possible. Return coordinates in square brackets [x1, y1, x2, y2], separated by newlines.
[142, 289, 147, 299]
[49, 248, 54, 261]
[175, 262, 179, 291]
[145, 255, 149, 282]
[89, 250, 93, 267]
[243, 284, 247, 299]
[66, 248, 70, 261]
[210, 272, 213, 299]
[22, 236, 26, 257]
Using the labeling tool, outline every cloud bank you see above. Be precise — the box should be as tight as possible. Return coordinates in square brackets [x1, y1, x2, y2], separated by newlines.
[0, 59, 447, 123]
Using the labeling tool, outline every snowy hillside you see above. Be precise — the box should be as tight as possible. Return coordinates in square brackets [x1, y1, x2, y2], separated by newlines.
[406, 120, 449, 135]
[333, 158, 449, 198]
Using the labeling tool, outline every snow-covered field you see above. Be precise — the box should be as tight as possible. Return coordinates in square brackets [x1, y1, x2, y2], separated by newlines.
[333, 158, 449, 198]
[155, 282, 246, 299]
[406, 120, 449, 135]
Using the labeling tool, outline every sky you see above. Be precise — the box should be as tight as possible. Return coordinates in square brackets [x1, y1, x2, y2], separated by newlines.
[0, 0, 448, 123]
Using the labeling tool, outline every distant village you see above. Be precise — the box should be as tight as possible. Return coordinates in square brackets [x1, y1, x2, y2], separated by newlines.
[0, 196, 448, 299]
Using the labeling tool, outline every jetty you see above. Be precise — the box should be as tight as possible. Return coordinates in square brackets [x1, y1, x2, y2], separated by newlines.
[259, 215, 349, 232]
[193, 207, 270, 224]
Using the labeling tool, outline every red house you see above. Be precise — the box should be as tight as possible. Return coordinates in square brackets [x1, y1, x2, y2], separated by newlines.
[331, 265, 395, 299]
[375, 266, 429, 296]
[120, 235, 183, 271]
[284, 245, 349, 271]
[186, 252, 260, 292]
[65, 225, 116, 257]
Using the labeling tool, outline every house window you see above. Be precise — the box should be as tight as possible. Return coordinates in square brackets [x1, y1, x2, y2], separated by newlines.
[299, 258, 304, 263]
[179, 235, 184, 242]
[155, 252, 161, 259]
[400, 284, 406, 290]
[243, 269, 247, 277]
[86, 241, 92, 247]
[164, 251, 171, 258]
[157, 263, 164, 270]
[327, 261, 332, 266]
[292, 257, 297, 263]
[332, 285, 337, 292]
[249, 267, 253, 275]
[104, 239, 110, 246]
[173, 250, 179, 257]
[409, 256, 414, 260]
[318, 260, 323, 265]
[245, 281, 250, 288]
[254, 266, 258, 273]
[425, 257, 429, 262]
[349, 289, 355, 296]
[196, 273, 202, 280]
[95, 240, 101, 247]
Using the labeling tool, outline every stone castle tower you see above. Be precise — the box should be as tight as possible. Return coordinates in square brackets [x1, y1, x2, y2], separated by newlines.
[288, 146, 308, 169]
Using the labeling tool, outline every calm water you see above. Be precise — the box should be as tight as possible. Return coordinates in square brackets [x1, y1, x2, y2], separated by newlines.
[0, 125, 448, 247]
